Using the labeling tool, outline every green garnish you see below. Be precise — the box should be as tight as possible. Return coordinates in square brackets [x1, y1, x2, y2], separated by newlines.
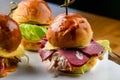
[97, 40, 112, 53]
[20, 24, 47, 42]
[73, 64, 88, 74]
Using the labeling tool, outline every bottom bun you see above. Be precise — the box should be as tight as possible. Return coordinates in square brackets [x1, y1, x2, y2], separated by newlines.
[21, 39, 40, 51]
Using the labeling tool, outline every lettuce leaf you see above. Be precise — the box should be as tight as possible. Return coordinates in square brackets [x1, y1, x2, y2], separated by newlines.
[72, 64, 88, 74]
[97, 40, 112, 53]
[20, 24, 47, 42]
[72, 40, 111, 74]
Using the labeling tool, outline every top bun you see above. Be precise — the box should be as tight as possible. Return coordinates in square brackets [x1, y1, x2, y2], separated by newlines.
[47, 13, 93, 48]
[12, 0, 52, 24]
[0, 14, 21, 52]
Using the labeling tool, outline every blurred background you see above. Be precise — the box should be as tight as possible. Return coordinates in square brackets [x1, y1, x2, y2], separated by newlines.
[46, 0, 120, 20]
[0, 0, 119, 20]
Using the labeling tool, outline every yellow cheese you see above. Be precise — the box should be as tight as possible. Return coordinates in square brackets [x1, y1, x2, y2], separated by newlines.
[0, 45, 24, 58]
[44, 42, 84, 50]
[44, 42, 59, 50]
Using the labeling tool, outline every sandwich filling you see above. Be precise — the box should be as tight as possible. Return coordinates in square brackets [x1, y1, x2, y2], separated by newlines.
[38, 38, 110, 72]
[20, 24, 47, 42]
[0, 45, 25, 77]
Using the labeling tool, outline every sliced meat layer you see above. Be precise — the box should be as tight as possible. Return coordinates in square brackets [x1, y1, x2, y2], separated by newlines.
[58, 50, 89, 67]
[37, 36, 47, 48]
[0, 57, 5, 77]
[81, 41, 104, 56]
[39, 49, 55, 61]
[38, 40, 104, 67]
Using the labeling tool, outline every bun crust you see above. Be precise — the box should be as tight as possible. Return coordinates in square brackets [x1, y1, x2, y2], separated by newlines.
[12, 0, 52, 24]
[0, 14, 21, 52]
[47, 13, 93, 48]
[21, 39, 40, 51]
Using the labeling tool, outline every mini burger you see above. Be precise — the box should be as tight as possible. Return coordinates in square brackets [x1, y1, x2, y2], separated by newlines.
[0, 14, 25, 77]
[38, 13, 111, 74]
[12, 0, 52, 51]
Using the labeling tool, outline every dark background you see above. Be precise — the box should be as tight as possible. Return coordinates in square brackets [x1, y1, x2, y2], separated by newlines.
[46, 0, 120, 20]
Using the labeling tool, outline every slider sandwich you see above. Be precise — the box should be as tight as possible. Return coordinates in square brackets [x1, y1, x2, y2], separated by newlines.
[38, 13, 111, 74]
[0, 14, 25, 77]
[12, 0, 52, 51]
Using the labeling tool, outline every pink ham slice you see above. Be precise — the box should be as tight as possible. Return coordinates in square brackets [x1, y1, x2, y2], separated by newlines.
[37, 36, 47, 48]
[58, 50, 89, 67]
[38, 40, 104, 67]
[39, 49, 55, 61]
[0, 57, 5, 76]
[81, 41, 104, 56]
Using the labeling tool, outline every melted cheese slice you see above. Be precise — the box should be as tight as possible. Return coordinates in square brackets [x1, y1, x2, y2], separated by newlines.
[44, 42, 83, 50]
[0, 45, 24, 58]
[44, 42, 59, 50]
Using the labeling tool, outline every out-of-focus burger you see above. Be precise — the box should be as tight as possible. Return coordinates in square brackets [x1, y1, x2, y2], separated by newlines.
[12, 0, 52, 51]
[0, 14, 25, 77]
[38, 13, 111, 74]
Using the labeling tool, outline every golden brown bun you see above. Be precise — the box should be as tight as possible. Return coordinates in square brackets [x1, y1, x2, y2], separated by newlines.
[0, 14, 21, 52]
[47, 13, 93, 48]
[12, 0, 52, 51]
[21, 39, 40, 51]
[12, 0, 52, 24]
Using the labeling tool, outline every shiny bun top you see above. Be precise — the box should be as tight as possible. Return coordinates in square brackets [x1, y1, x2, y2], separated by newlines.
[0, 14, 21, 52]
[12, 0, 52, 24]
[47, 13, 93, 48]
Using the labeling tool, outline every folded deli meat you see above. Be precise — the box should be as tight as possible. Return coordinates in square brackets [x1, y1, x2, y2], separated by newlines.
[39, 39, 104, 67]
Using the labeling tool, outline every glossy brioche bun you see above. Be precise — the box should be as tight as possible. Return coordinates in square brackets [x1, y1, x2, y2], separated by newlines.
[47, 13, 93, 48]
[12, 0, 52, 24]
[21, 39, 40, 51]
[0, 14, 21, 52]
